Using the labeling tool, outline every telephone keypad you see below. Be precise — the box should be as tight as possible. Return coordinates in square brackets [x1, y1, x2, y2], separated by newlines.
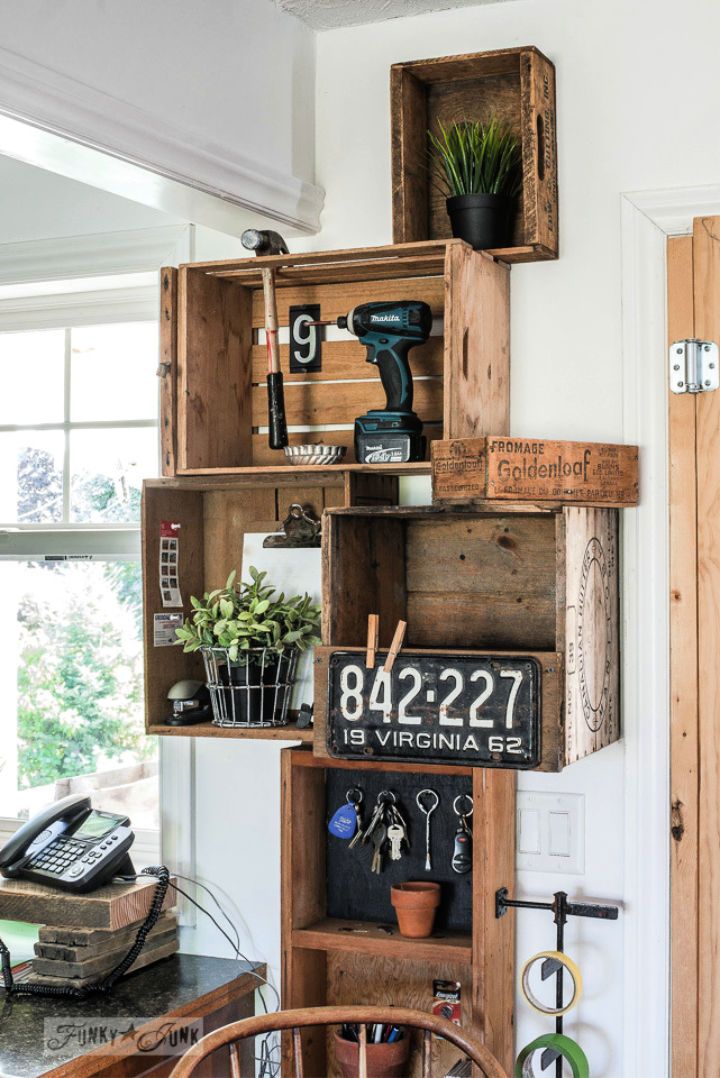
[28, 836, 92, 877]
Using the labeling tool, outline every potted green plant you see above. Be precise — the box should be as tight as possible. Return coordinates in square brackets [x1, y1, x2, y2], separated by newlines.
[175, 567, 321, 727]
[428, 117, 521, 250]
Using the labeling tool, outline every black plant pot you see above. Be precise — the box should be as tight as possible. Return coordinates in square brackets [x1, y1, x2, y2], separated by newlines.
[446, 193, 512, 250]
[221, 659, 280, 688]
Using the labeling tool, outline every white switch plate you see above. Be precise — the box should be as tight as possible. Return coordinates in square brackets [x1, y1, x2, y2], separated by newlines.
[516, 792, 585, 874]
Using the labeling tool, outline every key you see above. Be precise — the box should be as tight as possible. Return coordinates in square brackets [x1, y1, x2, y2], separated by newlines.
[371, 824, 386, 874]
[452, 825, 472, 874]
[387, 823, 405, 861]
[451, 793, 473, 875]
[416, 788, 439, 871]
[360, 800, 385, 846]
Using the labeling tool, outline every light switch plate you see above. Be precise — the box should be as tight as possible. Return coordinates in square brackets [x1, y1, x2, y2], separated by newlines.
[516, 792, 585, 874]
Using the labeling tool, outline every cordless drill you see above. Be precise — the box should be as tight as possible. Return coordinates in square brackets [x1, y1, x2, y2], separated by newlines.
[312, 300, 432, 463]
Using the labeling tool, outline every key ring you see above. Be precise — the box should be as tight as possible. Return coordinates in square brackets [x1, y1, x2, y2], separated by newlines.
[453, 794, 473, 818]
[346, 787, 363, 806]
[378, 790, 396, 804]
[416, 789, 439, 815]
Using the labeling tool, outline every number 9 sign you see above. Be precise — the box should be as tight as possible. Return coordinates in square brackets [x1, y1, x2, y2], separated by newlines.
[289, 304, 322, 373]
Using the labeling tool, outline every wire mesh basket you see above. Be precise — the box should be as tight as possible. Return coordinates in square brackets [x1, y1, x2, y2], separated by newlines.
[201, 646, 299, 728]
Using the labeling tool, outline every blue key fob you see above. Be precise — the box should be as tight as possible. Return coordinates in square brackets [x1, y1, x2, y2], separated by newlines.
[328, 804, 357, 839]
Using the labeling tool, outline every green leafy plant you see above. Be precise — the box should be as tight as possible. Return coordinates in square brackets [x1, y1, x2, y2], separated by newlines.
[175, 567, 321, 663]
[428, 118, 521, 198]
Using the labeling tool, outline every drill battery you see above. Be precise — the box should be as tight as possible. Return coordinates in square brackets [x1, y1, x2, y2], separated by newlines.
[354, 409, 426, 464]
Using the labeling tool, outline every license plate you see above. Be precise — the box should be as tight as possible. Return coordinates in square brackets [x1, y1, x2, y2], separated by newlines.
[326, 651, 540, 768]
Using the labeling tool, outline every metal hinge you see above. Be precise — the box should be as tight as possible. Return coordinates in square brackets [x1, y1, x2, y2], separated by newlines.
[669, 338, 719, 394]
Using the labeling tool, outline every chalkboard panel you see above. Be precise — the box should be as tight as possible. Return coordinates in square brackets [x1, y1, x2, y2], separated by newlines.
[325, 768, 473, 933]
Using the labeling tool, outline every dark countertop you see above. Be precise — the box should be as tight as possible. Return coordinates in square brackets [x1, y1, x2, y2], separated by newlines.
[0, 953, 264, 1078]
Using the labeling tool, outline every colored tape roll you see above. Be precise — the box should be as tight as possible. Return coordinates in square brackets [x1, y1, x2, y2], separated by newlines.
[519, 949, 583, 1016]
[514, 1033, 590, 1078]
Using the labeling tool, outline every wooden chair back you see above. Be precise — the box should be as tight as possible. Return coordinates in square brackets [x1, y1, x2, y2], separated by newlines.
[169, 1004, 508, 1078]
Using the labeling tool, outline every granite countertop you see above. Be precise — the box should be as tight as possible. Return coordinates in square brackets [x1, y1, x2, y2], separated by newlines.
[0, 954, 264, 1078]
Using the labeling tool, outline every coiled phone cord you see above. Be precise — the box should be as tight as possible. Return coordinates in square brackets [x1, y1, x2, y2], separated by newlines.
[0, 865, 170, 998]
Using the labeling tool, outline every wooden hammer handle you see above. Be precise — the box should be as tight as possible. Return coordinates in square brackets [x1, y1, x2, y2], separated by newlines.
[261, 267, 281, 375]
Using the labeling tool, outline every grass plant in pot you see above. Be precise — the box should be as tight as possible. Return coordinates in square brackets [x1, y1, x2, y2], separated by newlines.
[175, 567, 320, 727]
[429, 117, 521, 250]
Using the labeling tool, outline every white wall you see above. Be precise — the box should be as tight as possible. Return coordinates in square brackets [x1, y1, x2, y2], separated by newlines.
[187, 3, 720, 1076]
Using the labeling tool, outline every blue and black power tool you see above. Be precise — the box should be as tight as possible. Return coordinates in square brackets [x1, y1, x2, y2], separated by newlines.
[311, 300, 432, 464]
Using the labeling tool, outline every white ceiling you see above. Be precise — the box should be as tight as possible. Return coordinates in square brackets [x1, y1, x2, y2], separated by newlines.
[275, 0, 509, 31]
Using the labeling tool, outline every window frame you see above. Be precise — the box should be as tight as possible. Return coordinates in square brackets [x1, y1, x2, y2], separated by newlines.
[0, 275, 162, 855]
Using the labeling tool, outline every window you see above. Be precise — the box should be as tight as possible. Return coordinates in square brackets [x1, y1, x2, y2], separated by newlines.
[0, 278, 159, 831]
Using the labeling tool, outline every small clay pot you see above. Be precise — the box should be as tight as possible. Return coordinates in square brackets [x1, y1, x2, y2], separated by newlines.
[334, 1030, 409, 1078]
[391, 881, 441, 939]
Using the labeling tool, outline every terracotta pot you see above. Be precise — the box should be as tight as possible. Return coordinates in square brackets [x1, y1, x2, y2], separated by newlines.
[334, 1030, 409, 1078]
[391, 881, 441, 939]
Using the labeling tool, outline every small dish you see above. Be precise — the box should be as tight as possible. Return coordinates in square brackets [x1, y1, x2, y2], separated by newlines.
[283, 444, 347, 466]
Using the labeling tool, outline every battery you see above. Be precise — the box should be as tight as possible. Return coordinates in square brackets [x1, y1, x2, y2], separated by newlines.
[354, 411, 425, 464]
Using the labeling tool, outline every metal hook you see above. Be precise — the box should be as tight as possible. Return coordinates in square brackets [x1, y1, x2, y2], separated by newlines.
[416, 789, 439, 815]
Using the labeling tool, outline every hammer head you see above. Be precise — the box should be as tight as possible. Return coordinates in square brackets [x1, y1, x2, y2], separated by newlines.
[241, 228, 289, 256]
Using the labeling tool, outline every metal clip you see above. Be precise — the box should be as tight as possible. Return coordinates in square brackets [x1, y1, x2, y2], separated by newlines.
[263, 503, 322, 548]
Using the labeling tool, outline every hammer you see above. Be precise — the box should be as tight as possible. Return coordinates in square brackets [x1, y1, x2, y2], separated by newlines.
[241, 229, 290, 450]
[241, 229, 289, 256]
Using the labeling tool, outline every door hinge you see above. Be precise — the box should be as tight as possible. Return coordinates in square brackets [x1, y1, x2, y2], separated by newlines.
[669, 338, 719, 394]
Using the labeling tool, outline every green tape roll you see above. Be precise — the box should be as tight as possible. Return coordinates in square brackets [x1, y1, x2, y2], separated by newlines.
[514, 1033, 589, 1078]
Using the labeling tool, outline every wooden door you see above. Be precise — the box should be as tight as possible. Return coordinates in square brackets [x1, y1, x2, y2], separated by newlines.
[668, 217, 720, 1076]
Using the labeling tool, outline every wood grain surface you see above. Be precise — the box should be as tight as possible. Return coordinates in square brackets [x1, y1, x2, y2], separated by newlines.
[390, 47, 558, 262]
[443, 245, 510, 439]
[666, 235, 699, 1078]
[0, 876, 175, 930]
[694, 215, 720, 1076]
[432, 436, 639, 506]
[160, 266, 178, 477]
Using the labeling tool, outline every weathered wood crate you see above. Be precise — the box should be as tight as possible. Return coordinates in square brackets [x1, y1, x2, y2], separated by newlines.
[281, 748, 515, 1076]
[159, 240, 509, 475]
[317, 504, 620, 771]
[391, 47, 558, 262]
[142, 471, 395, 741]
[431, 436, 639, 507]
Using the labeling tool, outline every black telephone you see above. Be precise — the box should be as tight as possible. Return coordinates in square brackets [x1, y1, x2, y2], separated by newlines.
[0, 794, 135, 894]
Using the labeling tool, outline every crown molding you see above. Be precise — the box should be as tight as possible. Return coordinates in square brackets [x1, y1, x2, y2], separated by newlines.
[0, 46, 324, 235]
[0, 225, 191, 285]
[625, 183, 720, 236]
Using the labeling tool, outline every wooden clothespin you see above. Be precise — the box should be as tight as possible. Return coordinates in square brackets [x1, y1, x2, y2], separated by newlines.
[383, 620, 407, 673]
[366, 614, 379, 669]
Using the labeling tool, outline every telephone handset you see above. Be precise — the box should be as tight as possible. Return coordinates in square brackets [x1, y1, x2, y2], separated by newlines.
[0, 794, 136, 894]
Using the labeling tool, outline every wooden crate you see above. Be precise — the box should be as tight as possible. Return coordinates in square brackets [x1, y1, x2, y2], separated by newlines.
[391, 47, 558, 262]
[281, 749, 515, 1076]
[431, 436, 639, 507]
[160, 240, 509, 475]
[318, 504, 620, 771]
[142, 471, 396, 741]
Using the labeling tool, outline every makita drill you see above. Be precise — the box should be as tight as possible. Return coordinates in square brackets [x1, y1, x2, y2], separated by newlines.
[311, 300, 432, 463]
